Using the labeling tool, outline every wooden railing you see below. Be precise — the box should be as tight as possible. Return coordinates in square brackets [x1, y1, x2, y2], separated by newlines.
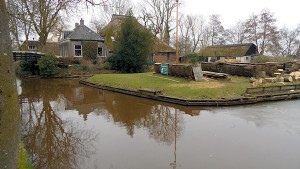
[13, 51, 44, 62]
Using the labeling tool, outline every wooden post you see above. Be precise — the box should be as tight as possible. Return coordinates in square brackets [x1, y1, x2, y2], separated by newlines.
[175, 0, 179, 64]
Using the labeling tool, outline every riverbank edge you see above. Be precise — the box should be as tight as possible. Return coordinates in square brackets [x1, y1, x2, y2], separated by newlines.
[79, 79, 300, 106]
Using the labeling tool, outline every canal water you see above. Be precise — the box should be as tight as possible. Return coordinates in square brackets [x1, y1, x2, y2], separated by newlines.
[18, 78, 300, 169]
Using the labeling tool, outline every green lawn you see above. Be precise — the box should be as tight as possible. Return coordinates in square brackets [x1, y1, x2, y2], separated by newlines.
[88, 73, 252, 99]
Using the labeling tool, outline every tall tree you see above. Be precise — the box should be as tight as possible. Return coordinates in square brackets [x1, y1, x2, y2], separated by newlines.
[208, 14, 225, 45]
[258, 9, 279, 55]
[108, 17, 154, 73]
[244, 13, 259, 47]
[226, 20, 247, 44]
[90, 18, 106, 34]
[178, 14, 205, 54]
[244, 9, 278, 55]
[7, 0, 34, 49]
[98, 0, 133, 23]
[0, 0, 20, 168]
[279, 25, 300, 57]
[20, 0, 80, 50]
[139, 0, 177, 44]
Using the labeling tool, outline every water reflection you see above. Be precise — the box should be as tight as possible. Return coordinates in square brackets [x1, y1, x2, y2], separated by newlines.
[19, 78, 300, 169]
[20, 79, 97, 169]
[93, 93, 184, 144]
[19, 78, 203, 168]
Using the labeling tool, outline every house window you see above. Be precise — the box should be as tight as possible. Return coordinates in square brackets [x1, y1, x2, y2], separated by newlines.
[74, 45, 82, 56]
[98, 47, 103, 56]
[28, 45, 37, 50]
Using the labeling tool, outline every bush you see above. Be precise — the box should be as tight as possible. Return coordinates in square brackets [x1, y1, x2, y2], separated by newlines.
[38, 54, 59, 76]
[71, 59, 81, 65]
[187, 53, 199, 66]
[19, 60, 33, 72]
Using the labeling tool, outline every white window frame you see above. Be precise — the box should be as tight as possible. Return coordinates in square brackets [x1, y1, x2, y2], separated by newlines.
[97, 47, 103, 57]
[28, 45, 37, 50]
[74, 45, 82, 57]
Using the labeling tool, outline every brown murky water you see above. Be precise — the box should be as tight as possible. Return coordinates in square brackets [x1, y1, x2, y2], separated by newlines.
[18, 78, 300, 169]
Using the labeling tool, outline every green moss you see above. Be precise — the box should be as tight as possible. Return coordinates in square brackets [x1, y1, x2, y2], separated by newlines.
[199, 43, 254, 57]
[17, 142, 33, 169]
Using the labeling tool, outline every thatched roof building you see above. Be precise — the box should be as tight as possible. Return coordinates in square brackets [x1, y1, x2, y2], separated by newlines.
[199, 43, 258, 57]
[100, 15, 175, 63]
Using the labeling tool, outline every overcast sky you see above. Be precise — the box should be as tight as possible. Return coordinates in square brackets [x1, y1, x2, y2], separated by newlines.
[178, 0, 300, 28]
[77, 0, 300, 29]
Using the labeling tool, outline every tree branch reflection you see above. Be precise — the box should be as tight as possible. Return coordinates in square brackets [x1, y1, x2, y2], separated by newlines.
[20, 79, 97, 169]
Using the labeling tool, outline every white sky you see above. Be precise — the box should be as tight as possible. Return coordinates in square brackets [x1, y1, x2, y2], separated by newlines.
[179, 0, 300, 28]
[76, 0, 300, 29]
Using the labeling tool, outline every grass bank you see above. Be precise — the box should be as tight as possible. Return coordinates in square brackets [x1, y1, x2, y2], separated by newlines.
[18, 142, 32, 169]
[88, 73, 252, 99]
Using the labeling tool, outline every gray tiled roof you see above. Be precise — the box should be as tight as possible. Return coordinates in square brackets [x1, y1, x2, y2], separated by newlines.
[66, 25, 104, 41]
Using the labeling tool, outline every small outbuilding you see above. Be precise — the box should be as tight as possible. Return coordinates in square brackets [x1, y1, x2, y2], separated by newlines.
[199, 43, 258, 63]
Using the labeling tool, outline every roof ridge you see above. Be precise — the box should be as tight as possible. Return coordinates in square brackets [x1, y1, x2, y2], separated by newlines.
[207, 43, 254, 48]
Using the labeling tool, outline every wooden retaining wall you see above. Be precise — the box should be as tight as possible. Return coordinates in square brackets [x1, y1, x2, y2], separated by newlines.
[155, 62, 300, 78]
[246, 84, 300, 94]
[80, 80, 300, 107]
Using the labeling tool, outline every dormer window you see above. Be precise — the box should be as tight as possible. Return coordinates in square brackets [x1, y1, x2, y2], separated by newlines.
[28, 45, 37, 50]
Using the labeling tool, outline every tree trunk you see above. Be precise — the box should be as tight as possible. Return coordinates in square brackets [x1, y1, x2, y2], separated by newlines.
[0, 0, 21, 168]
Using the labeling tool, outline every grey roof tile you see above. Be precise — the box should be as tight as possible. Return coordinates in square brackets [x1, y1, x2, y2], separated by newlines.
[67, 25, 104, 41]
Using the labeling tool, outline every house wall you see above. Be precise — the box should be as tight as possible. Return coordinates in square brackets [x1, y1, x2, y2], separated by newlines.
[236, 56, 251, 63]
[153, 52, 176, 63]
[60, 40, 108, 58]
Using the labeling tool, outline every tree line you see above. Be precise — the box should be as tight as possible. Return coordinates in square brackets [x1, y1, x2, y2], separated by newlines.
[6, 0, 300, 58]
[79, 0, 300, 58]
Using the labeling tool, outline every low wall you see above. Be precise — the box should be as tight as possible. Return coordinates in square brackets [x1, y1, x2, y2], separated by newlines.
[154, 64, 194, 78]
[155, 62, 300, 78]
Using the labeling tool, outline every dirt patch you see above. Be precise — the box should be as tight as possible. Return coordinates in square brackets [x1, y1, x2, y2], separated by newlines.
[171, 81, 225, 89]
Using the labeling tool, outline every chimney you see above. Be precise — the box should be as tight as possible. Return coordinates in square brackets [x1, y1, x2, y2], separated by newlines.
[80, 18, 84, 26]
[75, 23, 79, 28]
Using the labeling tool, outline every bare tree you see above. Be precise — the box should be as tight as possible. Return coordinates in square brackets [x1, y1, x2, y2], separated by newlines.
[244, 9, 279, 55]
[226, 20, 247, 44]
[258, 9, 279, 55]
[244, 13, 259, 47]
[279, 25, 300, 57]
[178, 14, 205, 54]
[98, 0, 133, 23]
[139, 0, 178, 44]
[90, 18, 106, 34]
[7, 0, 34, 49]
[208, 14, 225, 45]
